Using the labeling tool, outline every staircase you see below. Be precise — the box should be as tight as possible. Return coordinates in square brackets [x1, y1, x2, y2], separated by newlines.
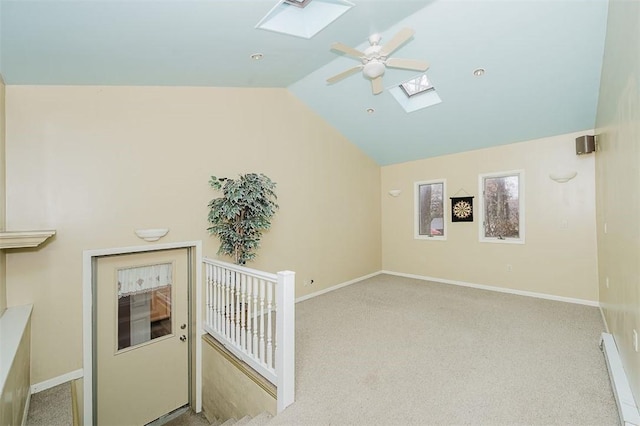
[164, 409, 272, 426]
[214, 412, 272, 426]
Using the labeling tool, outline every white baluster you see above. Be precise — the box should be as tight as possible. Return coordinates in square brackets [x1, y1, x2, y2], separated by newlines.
[233, 272, 244, 346]
[266, 280, 273, 369]
[216, 266, 221, 333]
[225, 269, 231, 338]
[259, 279, 266, 364]
[252, 278, 259, 358]
[240, 273, 247, 352]
[246, 276, 253, 354]
[214, 266, 220, 332]
[205, 263, 211, 328]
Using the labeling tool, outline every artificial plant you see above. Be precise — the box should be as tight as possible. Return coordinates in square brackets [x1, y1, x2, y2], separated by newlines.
[207, 173, 278, 265]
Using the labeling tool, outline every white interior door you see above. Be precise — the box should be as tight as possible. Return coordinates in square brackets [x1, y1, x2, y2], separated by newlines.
[96, 248, 189, 425]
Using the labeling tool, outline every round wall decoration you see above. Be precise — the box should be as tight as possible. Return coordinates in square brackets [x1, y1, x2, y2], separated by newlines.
[450, 196, 474, 222]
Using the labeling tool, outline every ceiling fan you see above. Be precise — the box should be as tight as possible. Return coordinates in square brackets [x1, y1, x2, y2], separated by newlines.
[326, 27, 429, 95]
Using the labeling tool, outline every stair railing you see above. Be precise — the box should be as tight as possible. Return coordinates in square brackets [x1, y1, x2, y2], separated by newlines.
[203, 257, 295, 413]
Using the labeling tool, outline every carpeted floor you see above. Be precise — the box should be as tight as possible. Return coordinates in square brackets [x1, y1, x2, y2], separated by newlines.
[26, 274, 619, 425]
[268, 274, 619, 425]
[25, 382, 72, 426]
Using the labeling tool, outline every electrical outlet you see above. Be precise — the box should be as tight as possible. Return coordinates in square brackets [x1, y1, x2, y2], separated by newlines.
[506, 264, 512, 272]
[606, 277, 609, 289]
[604, 222, 608, 234]
[633, 329, 638, 352]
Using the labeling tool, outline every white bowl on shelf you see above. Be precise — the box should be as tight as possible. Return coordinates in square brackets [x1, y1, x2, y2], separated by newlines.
[135, 228, 169, 242]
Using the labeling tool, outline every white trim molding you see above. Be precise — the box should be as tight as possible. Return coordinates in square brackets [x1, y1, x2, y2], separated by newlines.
[30, 369, 83, 394]
[382, 270, 599, 307]
[295, 271, 382, 303]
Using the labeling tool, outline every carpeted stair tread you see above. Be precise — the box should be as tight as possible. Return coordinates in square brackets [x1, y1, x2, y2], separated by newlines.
[245, 412, 273, 425]
[232, 415, 252, 425]
[219, 417, 238, 426]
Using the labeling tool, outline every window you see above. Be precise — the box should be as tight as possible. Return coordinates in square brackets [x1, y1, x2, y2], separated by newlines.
[415, 179, 446, 240]
[479, 171, 524, 243]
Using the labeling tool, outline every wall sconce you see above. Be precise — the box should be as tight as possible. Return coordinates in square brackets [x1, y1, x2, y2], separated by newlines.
[549, 171, 577, 183]
[388, 189, 402, 197]
[135, 228, 169, 242]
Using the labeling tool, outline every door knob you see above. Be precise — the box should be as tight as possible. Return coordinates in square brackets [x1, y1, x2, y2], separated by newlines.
[180, 335, 187, 342]
[180, 324, 187, 330]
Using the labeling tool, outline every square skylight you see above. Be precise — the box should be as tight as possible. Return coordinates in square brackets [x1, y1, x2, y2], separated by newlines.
[284, 0, 313, 7]
[390, 74, 442, 113]
[400, 74, 434, 97]
[256, 0, 354, 39]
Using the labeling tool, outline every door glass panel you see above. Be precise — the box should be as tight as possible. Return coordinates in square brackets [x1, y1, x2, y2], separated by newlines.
[117, 263, 173, 351]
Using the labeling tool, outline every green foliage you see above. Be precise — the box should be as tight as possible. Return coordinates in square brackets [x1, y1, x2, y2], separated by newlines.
[207, 173, 278, 265]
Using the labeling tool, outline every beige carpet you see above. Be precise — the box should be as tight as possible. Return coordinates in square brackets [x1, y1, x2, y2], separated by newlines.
[26, 382, 72, 426]
[25, 274, 618, 425]
[268, 274, 618, 426]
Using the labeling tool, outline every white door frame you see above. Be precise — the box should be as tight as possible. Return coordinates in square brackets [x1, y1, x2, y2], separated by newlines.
[82, 241, 202, 426]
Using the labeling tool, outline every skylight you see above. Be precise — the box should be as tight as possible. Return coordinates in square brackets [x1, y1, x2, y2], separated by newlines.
[390, 74, 442, 113]
[400, 74, 435, 97]
[256, 0, 354, 39]
[284, 0, 313, 7]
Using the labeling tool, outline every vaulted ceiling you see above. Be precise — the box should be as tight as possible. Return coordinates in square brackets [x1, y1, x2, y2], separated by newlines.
[0, 0, 609, 165]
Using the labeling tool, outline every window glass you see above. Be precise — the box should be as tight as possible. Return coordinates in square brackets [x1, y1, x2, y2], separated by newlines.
[117, 264, 173, 351]
[415, 180, 446, 239]
[480, 172, 524, 243]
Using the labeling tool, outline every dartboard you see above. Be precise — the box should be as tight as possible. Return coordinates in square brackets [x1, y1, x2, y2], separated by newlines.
[453, 200, 472, 219]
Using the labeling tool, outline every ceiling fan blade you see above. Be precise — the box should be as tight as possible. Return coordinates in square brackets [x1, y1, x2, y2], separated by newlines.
[330, 42, 365, 59]
[380, 27, 415, 57]
[371, 76, 384, 95]
[326, 65, 363, 84]
[385, 58, 430, 71]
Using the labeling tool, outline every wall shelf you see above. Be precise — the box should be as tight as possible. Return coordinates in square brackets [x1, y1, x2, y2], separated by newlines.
[0, 230, 56, 249]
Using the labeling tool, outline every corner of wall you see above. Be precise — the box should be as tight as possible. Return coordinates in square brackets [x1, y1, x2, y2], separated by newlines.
[0, 73, 7, 315]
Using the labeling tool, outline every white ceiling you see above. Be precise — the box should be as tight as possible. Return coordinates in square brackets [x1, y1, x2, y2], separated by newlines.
[0, 0, 609, 165]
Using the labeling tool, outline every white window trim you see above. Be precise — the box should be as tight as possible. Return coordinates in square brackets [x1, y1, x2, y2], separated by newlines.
[414, 179, 447, 241]
[478, 170, 525, 244]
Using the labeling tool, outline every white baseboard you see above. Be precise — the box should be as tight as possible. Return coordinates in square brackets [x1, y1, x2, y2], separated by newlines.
[21, 392, 31, 426]
[31, 369, 83, 394]
[600, 333, 640, 426]
[295, 271, 382, 303]
[382, 270, 600, 307]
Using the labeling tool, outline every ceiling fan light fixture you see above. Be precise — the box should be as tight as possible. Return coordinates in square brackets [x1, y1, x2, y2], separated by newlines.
[363, 61, 385, 79]
[250, 53, 264, 61]
[473, 68, 486, 77]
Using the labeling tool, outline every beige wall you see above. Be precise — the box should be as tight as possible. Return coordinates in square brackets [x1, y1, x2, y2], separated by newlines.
[381, 131, 598, 301]
[4, 85, 381, 384]
[202, 337, 276, 422]
[0, 75, 6, 315]
[595, 0, 640, 404]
